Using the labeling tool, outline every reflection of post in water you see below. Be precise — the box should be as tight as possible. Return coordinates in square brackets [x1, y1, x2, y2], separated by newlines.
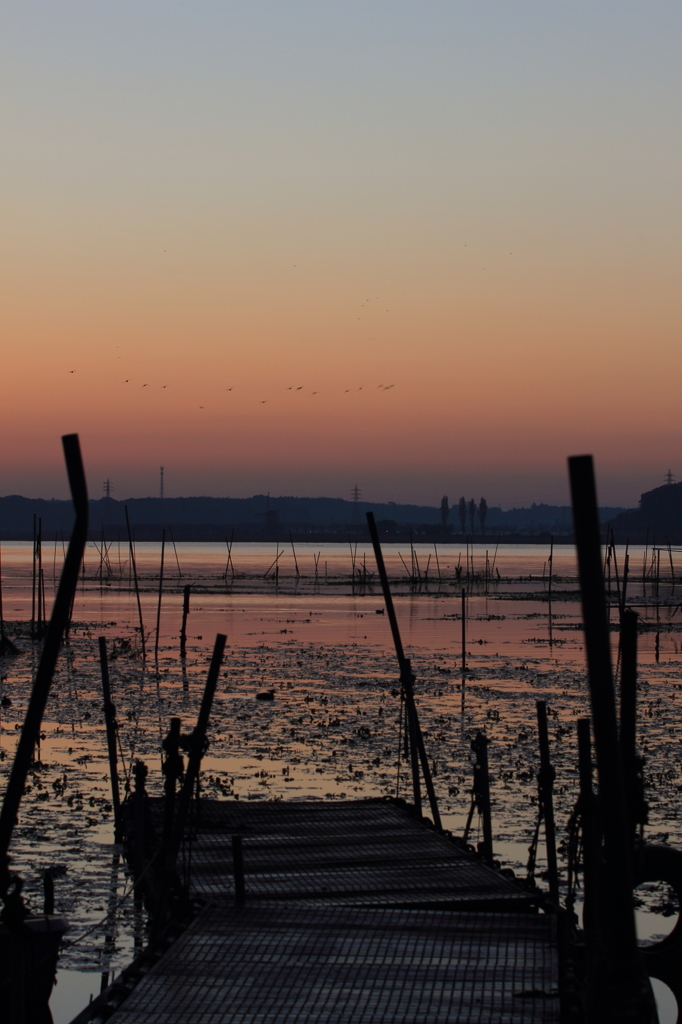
[99, 850, 122, 993]
[461, 588, 466, 672]
[133, 895, 145, 957]
[460, 676, 466, 739]
[547, 536, 554, 648]
[180, 585, 191, 660]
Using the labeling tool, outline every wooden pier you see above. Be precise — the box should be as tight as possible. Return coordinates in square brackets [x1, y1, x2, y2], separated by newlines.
[77, 798, 562, 1024]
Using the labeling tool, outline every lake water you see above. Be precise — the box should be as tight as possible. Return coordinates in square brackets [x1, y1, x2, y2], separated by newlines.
[0, 541, 680, 1021]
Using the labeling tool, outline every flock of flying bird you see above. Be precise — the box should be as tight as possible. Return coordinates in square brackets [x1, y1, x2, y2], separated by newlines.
[68, 370, 396, 409]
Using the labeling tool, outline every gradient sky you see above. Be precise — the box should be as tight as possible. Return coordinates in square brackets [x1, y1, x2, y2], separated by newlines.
[2, 2, 681, 507]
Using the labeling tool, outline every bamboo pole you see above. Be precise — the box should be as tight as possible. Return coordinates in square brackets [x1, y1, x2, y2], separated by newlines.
[168, 528, 182, 578]
[180, 585, 190, 659]
[98, 637, 122, 842]
[367, 512, 441, 829]
[461, 588, 466, 672]
[125, 506, 146, 662]
[154, 530, 166, 665]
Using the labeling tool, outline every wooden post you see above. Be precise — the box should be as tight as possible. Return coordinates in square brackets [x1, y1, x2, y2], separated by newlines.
[568, 455, 654, 1021]
[37, 517, 44, 636]
[232, 835, 246, 906]
[536, 701, 559, 903]
[98, 637, 122, 842]
[31, 513, 37, 639]
[472, 732, 493, 865]
[167, 635, 226, 876]
[169, 527, 183, 578]
[0, 436, 88, 895]
[621, 542, 629, 615]
[162, 717, 182, 850]
[180, 585, 191, 660]
[154, 530, 166, 665]
[620, 610, 641, 836]
[577, 718, 601, 1004]
[133, 760, 147, 895]
[366, 512, 441, 828]
[289, 532, 300, 578]
[433, 542, 441, 583]
[461, 588, 466, 672]
[668, 540, 675, 594]
[124, 506, 146, 662]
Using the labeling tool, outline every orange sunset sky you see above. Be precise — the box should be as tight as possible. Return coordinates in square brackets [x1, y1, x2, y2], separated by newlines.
[2, 2, 681, 507]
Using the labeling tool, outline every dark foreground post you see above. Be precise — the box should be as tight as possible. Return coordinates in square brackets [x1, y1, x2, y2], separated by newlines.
[99, 637, 122, 842]
[577, 718, 602, 1015]
[367, 513, 441, 828]
[133, 760, 148, 896]
[471, 732, 494, 865]
[162, 718, 182, 850]
[0, 436, 88, 1023]
[569, 455, 656, 1022]
[167, 635, 226, 878]
[536, 701, 559, 904]
[0, 435, 89, 896]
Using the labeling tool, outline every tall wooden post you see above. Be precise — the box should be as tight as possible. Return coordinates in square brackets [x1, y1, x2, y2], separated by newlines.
[569, 455, 655, 1022]
[98, 637, 122, 842]
[536, 701, 558, 903]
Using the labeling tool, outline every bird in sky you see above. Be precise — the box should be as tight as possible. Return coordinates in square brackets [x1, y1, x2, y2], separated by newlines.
[296, 387, 303, 390]
[69, 370, 75, 374]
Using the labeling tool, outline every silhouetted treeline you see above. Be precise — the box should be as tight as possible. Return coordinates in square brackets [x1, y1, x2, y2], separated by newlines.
[0, 493, 628, 542]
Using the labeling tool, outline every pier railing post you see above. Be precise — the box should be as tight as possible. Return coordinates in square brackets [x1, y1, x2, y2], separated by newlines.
[162, 718, 182, 851]
[536, 700, 559, 904]
[471, 732, 494, 865]
[167, 635, 226, 879]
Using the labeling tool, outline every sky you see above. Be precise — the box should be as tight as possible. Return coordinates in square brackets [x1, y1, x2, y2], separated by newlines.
[2, 2, 681, 508]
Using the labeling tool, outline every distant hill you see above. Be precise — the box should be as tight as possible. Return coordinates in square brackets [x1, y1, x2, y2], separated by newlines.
[0, 493, 628, 542]
[613, 482, 682, 540]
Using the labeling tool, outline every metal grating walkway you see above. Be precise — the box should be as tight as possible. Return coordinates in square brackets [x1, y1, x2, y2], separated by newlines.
[107, 902, 560, 1024]
[175, 798, 534, 909]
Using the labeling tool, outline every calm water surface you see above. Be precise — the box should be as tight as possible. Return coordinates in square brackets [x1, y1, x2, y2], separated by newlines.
[0, 542, 680, 1021]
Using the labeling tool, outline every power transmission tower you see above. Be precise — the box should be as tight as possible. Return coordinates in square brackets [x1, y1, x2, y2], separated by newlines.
[351, 484, 361, 523]
[665, 469, 675, 486]
[103, 479, 113, 500]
